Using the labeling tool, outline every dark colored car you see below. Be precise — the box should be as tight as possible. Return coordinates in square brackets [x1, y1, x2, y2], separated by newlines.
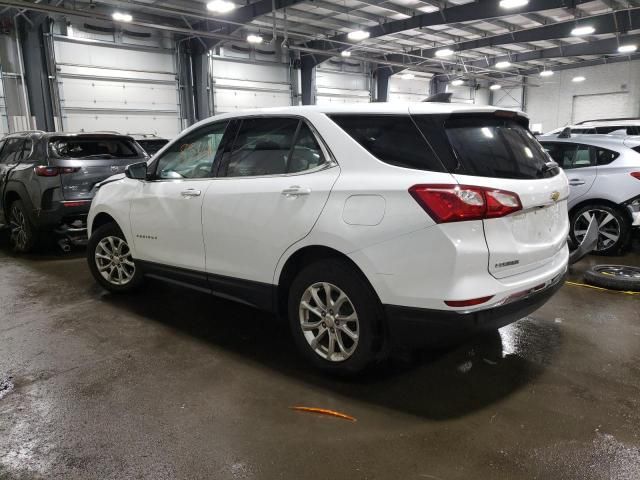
[131, 134, 170, 156]
[0, 131, 147, 252]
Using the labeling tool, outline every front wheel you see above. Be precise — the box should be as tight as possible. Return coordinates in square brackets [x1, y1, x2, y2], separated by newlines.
[87, 223, 143, 293]
[287, 259, 385, 375]
[570, 205, 630, 256]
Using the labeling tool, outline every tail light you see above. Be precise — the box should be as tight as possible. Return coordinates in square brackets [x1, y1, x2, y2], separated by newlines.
[631, 172, 640, 180]
[409, 184, 522, 223]
[34, 166, 80, 176]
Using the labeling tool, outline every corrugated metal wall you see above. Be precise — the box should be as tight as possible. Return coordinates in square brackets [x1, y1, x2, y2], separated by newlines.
[315, 60, 370, 105]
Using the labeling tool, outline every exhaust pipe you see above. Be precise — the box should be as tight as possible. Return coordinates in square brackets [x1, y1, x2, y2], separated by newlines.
[58, 239, 71, 253]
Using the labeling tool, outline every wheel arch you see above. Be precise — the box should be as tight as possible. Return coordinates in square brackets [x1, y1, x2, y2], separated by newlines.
[276, 245, 381, 317]
[569, 198, 632, 224]
[91, 212, 118, 235]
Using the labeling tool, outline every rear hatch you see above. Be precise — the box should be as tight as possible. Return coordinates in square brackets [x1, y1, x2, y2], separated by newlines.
[48, 135, 146, 201]
[412, 111, 569, 279]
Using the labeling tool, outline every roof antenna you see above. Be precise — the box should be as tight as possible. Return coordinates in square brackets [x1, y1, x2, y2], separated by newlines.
[423, 92, 452, 103]
[558, 126, 572, 138]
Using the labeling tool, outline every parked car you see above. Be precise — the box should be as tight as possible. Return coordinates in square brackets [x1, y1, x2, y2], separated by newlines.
[130, 134, 170, 156]
[87, 104, 570, 374]
[0, 131, 148, 252]
[544, 118, 640, 136]
[539, 134, 640, 254]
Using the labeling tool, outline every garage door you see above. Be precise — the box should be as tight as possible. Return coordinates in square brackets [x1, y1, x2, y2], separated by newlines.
[53, 37, 181, 139]
[388, 75, 429, 103]
[572, 92, 633, 124]
[316, 62, 370, 105]
[210, 47, 292, 114]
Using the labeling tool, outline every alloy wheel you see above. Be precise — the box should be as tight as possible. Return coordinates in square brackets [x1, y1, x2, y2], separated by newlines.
[573, 209, 621, 252]
[95, 236, 136, 286]
[9, 205, 28, 251]
[298, 282, 359, 362]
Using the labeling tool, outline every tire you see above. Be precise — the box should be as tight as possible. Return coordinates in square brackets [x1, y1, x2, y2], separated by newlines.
[8, 200, 38, 253]
[569, 204, 630, 256]
[584, 265, 640, 291]
[87, 222, 143, 293]
[287, 259, 385, 375]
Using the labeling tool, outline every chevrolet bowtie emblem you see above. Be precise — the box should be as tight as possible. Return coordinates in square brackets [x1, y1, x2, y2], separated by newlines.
[550, 191, 560, 202]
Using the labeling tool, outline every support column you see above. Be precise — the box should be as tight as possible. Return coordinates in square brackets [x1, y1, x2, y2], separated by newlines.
[300, 52, 331, 105]
[429, 74, 448, 96]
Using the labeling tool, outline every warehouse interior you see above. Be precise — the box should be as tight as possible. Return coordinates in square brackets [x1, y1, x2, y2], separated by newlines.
[0, 0, 639, 478]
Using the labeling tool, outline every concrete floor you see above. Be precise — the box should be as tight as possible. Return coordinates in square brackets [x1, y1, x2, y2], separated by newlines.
[0, 234, 639, 480]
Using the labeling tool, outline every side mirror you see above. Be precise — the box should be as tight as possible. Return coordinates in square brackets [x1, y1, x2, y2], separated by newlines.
[125, 161, 148, 180]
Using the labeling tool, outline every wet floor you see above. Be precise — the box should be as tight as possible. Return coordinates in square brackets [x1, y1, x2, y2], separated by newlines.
[0, 234, 639, 479]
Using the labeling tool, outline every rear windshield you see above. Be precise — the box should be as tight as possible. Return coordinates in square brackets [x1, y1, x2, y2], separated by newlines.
[138, 139, 169, 155]
[49, 137, 140, 159]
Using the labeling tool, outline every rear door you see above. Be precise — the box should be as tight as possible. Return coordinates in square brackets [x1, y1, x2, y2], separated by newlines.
[202, 116, 340, 287]
[542, 142, 597, 207]
[413, 112, 569, 279]
[47, 136, 146, 201]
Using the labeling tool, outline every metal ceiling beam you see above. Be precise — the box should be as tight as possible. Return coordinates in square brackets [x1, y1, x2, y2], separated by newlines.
[416, 8, 640, 58]
[467, 33, 640, 68]
[303, 0, 592, 47]
[517, 51, 640, 74]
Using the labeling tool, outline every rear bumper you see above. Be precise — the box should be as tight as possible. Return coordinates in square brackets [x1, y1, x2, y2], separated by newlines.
[35, 201, 91, 241]
[384, 271, 566, 348]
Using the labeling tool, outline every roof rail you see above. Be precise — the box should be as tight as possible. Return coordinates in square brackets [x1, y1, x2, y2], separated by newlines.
[575, 117, 640, 125]
[5, 130, 46, 135]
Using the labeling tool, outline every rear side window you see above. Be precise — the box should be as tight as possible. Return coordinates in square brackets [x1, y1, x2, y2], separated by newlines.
[594, 147, 619, 165]
[0, 138, 25, 164]
[138, 139, 169, 155]
[329, 115, 445, 172]
[49, 137, 140, 159]
[542, 142, 593, 169]
[418, 116, 558, 179]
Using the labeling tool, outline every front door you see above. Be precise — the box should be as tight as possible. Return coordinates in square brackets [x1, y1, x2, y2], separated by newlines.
[129, 121, 229, 272]
[202, 117, 340, 288]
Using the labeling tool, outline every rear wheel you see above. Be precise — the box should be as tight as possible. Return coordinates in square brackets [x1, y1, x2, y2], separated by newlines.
[570, 205, 630, 256]
[8, 200, 37, 253]
[87, 223, 143, 293]
[288, 259, 385, 375]
[584, 265, 640, 291]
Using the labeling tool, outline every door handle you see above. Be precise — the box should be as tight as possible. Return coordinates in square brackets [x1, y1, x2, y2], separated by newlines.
[181, 188, 201, 198]
[281, 186, 311, 197]
[568, 179, 586, 186]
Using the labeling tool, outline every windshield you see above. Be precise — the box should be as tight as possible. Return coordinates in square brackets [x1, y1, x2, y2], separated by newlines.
[49, 137, 140, 159]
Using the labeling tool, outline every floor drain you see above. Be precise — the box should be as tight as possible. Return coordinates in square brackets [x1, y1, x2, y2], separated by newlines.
[0, 376, 14, 400]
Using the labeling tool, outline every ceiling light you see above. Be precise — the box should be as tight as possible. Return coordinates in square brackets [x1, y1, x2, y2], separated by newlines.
[112, 12, 132, 22]
[539, 69, 554, 77]
[618, 44, 637, 53]
[489, 84, 502, 90]
[495, 61, 511, 69]
[401, 73, 415, 80]
[451, 79, 464, 86]
[340, 50, 351, 57]
[247, 34, 263, 44]
[572, 76, 586, 82]
[347, 30, 370, 41]
[206, 0, 236, 13]
[435, 48, 454, 57]
[571, 26, 595, 36]
[499, 0, 529, 8]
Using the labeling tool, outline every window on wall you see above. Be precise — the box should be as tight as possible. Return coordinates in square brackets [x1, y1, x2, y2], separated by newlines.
[154, 122, 228, 179]
[221, 117, 327, 177]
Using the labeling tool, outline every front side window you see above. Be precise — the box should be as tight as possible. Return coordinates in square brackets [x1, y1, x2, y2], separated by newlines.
[219, 117, 327, 178]
[542, 143, 593, 170]
[154, 122, 228, 179]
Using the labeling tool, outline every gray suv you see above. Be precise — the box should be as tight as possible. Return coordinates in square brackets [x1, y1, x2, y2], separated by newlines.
[0, 131, 147, 252]
[539, 134, 640, 254]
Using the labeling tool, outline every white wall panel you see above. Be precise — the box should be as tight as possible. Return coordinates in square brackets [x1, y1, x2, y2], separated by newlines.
[316, 68, 370, 104]
[210, 56, 291, 113]
[388, 76, 429, 102]
[526, 60, 640, 133]
[53, 37, 181, 138]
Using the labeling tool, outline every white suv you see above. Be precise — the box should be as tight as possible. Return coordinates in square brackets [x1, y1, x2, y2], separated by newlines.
[87, 104, 570, 374]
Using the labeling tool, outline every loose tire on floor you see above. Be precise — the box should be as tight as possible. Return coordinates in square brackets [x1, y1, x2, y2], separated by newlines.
[287, 259, 386, 375]
[569, 205, 630, 256]
[8, 200, 38, 253]
[87, 223, 143, 293]
[584, 265, 640, 292]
